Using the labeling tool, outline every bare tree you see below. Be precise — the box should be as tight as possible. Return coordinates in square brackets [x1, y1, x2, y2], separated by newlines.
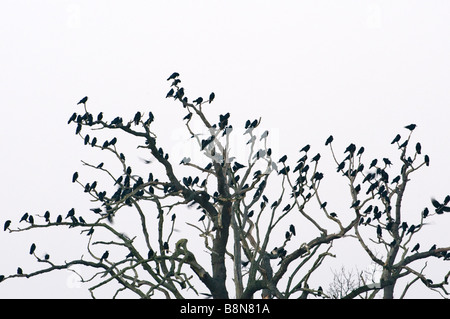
[1, 74, 449, 299]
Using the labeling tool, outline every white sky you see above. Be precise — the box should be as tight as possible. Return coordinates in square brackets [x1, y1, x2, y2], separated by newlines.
[1, 1, 449, 298]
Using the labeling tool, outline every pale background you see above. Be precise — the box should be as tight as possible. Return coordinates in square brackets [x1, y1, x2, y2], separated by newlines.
[1, 1, 449, 298]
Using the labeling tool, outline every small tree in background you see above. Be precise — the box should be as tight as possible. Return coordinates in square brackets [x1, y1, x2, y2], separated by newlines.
[2, 74, 449, 299]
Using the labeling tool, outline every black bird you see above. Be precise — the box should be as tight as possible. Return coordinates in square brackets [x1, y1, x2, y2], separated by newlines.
[391, 175, 400, 184]
[90, 208, 102, 214]
[411, 243, 420, 253]
[174, 87, 184, 100]
[44, 211, 50, 223]
[415, 142, 422, 154]
[336, 161, 345, 172]
[68, 112, 77, 124]
[167, 72, 179, 81]
[29, 243, 36, 255]
[28, 215, 34, 224]
[344, 143, 356, 155]
[398, 140, 408, 149]
[422, 207, 429, 218]
[383, 158, 392, 167]
[431, 198, 450, 214]
[300, 144, 310, 153]
[193, 97, 203, 105]
[201, 136, 215, 150]
[424, 155, 430, 166]
[325, 135, 333, 146]
[405, 124, 416, 131]
[289, 224, 296, 236]
[17, 267, 23, 275]
[100, 250, 109, 262]
[278, 166, 290, 175]
[350, 200, 360, 209]
[20, 213, 29, 223]
[56, 215, 62, 223]
[406, 224, 416, 235]
[429, 244, 437, 251]
[84, 134, 90, 145]
[72, 172, 79, 183]
[77, 96, 88, 105]
[311, 153, 321, 163]
[97, 112, 103, 121]
[357, 147, 365, 156]
[278, 155, 287, 163]
[376, 225, 382, 238]
[166, 88, 174, 98]
[4, 220, 11, 231]
[66, 208, 75, 219]
[209, 92, 215, 103]
[163, 242, 169, 253]
[133, 111, 141, 125]
[391, 134, 401, 144]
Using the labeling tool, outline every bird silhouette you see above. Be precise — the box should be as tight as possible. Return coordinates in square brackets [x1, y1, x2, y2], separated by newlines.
[29, 243, 36, 255]
[4, 220, 11, 231]
[66, 208, 75, 219]
[278, 155, 287, 163]
[289, 224, 296, 236]
[193, 97, 203, 105]
[19, 213, 29, 223]
[415, 142, 422, 154]
[167, 72, 179, 81]
[404, 124, 416, 131]
[100, 250, 109, 262]
[300, 144, 310, 153]
[77, 96, 88, 105]
[411, 243, 420, 253]
[166, 88, 174, 98]
[391, 134, 401, 144]
[311, 153, 321, 162]
[72, 172, 78, 183]
[424, 155, 430, 166]
[209, 92, 215, 103]
[325, 135, 333, 146]
[431, 197, 450, 214]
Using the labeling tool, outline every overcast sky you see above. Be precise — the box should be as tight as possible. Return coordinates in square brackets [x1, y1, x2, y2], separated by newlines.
[1, 1, 449, 298]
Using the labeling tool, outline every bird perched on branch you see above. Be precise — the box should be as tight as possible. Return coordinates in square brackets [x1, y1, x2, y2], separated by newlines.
[405, 124, 416, 131]
[209, 92, 215, 103]
[77, 96, 88, 105]
[100, 250, 109, 262]
[3, 220, 11, 231]
[193, 97, 203, 105]
[167, 72, 179, 81]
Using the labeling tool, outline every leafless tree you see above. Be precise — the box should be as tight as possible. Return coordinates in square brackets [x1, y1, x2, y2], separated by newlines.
[1, 74, 449, 299]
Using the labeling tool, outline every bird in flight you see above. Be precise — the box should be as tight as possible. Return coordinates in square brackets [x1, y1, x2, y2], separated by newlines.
[77, 96, 88, 105]
[431, 197, 450, 214]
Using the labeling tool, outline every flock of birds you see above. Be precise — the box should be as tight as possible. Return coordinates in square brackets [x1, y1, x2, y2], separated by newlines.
[2, 73, 449, 284]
